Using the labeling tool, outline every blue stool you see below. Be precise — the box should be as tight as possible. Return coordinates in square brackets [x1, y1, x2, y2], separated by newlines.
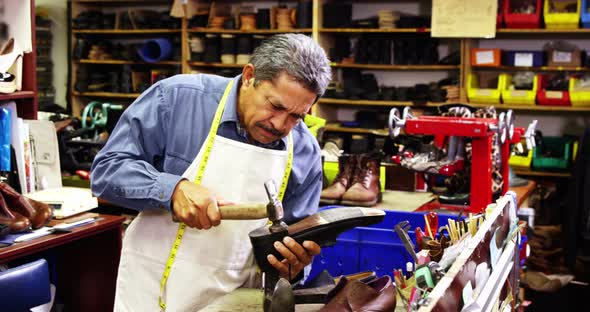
[0, 258, 51, 311]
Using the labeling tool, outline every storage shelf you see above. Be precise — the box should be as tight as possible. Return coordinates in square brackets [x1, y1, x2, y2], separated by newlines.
[319, 98, 451, 107]
[324, 125, 389, 136]
[472, 65, 590, 72]
[73, 29, 180, 34]
[331, 63, 459, 70]
[73, 0, 169, 3]
[513, 169, 571, 178]
[0, 91, 36, 101]
[467, 103, 590, 112]
[188, 28, 312, 34]
[73, 91, 140, 99]
[496, 28, 590, 34]
[319, 28, 430, 33]
[188, 62, 245, 68]
[77, 59, 180, 65]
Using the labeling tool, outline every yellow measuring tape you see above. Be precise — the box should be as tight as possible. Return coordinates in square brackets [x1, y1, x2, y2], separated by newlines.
[158, 80, 293, 310]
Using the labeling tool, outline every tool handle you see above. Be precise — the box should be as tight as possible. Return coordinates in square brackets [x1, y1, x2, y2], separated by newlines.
[219, 203, 267, 220]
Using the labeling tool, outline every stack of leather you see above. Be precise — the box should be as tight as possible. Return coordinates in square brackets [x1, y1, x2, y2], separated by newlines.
[0, 182, 53, 235]
[442, 85, 460, 102]
[256, 9, 271, 29]
[209, 16, 227, 29]
[240, 13, 257, 30]
[203, 34, 221, 63]
[275, 7, 294, 30]
[87, 43, 113, 60]
[527, 224, 570, 274]
[320, 153, 382, 207]
[220, 34, 236, 64]
[236, 35, 253, 64]
[378, 10, 398, 29]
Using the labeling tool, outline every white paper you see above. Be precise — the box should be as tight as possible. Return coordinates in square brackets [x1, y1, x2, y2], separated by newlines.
[2, 0, 33, 53]
[553, 51, 572, 63]
[0, 102, 26, 193]
[510, 90, 528, 97]
[545, 91, 564, 99]
[514, 53, 533, 67]
[477, 89, 493, 96]
[476, 51, 495, 65]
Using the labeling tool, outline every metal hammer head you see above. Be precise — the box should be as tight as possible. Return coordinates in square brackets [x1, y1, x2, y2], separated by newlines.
[264, 180, 287, 233]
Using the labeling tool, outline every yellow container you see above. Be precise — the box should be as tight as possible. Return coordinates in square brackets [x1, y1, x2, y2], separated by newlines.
[324, 160, 386, 191]
[500, 73, 538, 105]
[509, 150, 533, 170]
[467, 73, 502, 104]
[544, 0, 581, 29]
[569, 77, 590, 106]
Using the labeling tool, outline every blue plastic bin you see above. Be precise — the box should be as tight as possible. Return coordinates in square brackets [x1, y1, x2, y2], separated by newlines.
[582, 0, 590, 28]
[309, 207, 459, 280]
[502, 50, 544, 67]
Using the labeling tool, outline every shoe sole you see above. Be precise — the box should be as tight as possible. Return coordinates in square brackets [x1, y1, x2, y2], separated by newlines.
[320, 198, 341, 205]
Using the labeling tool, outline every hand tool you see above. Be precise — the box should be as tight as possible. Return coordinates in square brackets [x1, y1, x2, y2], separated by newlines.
[394, 221, 418, 262]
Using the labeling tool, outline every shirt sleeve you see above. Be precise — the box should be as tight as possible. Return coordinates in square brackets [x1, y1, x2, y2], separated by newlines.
[281, 150, 322, 224]
[90, 82, 183, 212]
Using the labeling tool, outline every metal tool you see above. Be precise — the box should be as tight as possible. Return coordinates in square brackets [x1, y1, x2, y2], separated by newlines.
[395, 221, 418, 262]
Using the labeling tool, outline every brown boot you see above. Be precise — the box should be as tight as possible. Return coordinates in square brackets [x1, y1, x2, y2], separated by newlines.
[320, 155, 357, 205]
[0, 182, 53, 229]
[0, 192, 31, 233]
[319, 276, 396, 312]
[340, 154, 382, 207]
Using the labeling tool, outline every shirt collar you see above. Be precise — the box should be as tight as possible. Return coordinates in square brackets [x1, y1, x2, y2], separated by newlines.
[220, 74, 288, 149]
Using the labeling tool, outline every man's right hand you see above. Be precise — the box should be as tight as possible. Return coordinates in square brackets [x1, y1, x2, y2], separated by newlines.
[171, 180, 224, 229]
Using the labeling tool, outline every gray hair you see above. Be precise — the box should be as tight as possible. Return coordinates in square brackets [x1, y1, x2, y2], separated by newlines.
[249, 34, 332, 97]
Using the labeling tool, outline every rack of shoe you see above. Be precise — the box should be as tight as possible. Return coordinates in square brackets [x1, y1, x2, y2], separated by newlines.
[69, 0, 182, 116]
[0, 0, 37, 120]
[35, 12, 55, 111]
[185, 1, 313, 78]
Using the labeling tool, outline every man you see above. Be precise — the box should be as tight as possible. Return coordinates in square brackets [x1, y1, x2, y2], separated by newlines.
[91, 34, 331, 311]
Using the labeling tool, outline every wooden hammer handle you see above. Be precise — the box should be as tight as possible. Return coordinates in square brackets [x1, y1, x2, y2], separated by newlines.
[219, 203, 268, 220]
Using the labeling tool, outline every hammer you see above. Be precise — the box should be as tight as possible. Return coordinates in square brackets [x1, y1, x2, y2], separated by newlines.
[174, 180, 287, 232]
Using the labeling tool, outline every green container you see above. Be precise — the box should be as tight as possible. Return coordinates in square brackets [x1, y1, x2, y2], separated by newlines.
[532, 137, 573, 171]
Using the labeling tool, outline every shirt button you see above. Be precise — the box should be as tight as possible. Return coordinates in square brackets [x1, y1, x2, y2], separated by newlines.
[159, 193, 164, 199]
[159, 205, 165, 209]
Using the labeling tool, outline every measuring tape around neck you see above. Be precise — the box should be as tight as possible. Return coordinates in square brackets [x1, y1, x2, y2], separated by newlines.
[158, 79, 293, 310]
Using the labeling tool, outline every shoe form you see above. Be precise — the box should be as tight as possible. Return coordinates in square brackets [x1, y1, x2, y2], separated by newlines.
[0, 38, 23, 93]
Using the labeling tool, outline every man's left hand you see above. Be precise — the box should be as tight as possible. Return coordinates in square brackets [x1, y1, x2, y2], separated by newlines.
[267, 236, 321, 280]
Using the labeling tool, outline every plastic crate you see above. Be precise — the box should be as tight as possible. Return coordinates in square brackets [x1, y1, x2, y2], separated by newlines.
[509, 149, 533, 169]
[532, 136, 573, 170]
[536, 75, 571, 106]
[501, 73, 538, 105]
[569, 77, 590, 106]
[504, 0, 542, 28]
[582, 0, 590, 27]
[471, 48, 502, 67]
[467, 73, 503, 104]
[498, 0, 505, 28]
[502, 50, 544, 67]
[309, 208, 459, 280]
[544, 0, 581, 29]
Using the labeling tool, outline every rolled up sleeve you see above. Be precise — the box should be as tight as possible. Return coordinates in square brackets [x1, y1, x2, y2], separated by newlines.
[90, 83, 182, 212]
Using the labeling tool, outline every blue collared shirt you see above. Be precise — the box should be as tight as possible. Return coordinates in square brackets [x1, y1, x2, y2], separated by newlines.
[90, 74, 322, 223]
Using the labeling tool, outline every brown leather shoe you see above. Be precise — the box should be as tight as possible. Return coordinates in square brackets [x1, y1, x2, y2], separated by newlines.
[320, 154, 357, 205]
[0, 192, 31, 233]
[340, 154, 382, 207]
[0, 182, 52, 229]
[319, 275, 396, 312]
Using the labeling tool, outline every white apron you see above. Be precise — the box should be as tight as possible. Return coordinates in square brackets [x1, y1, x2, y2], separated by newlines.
[113, 81, 293, 312]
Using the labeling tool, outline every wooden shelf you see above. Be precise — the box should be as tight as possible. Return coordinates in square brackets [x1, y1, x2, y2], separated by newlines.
[319, 98, 415, 107]
[188, 62, 245, 68]
[472, 65, 590, 72]
[319, 28, 430, 33]
[73, 91, 140, 99]
[331, 63, 459, 70]
[513, 169, 571, 178]
[77, 59, 180, 65]
[188, 28, 312, 34]
[324, 125, 389, 136]
[496, 28, 590, 34]
[467, 103, 590, 112]
[73, 29, 180, 34]
[0, 91, 36, 101]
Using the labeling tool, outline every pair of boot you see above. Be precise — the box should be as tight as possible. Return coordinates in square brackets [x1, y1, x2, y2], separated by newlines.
[321, 154, 382, 207]
[0, 182, 53, 234]
[319, 275, 395, 311]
